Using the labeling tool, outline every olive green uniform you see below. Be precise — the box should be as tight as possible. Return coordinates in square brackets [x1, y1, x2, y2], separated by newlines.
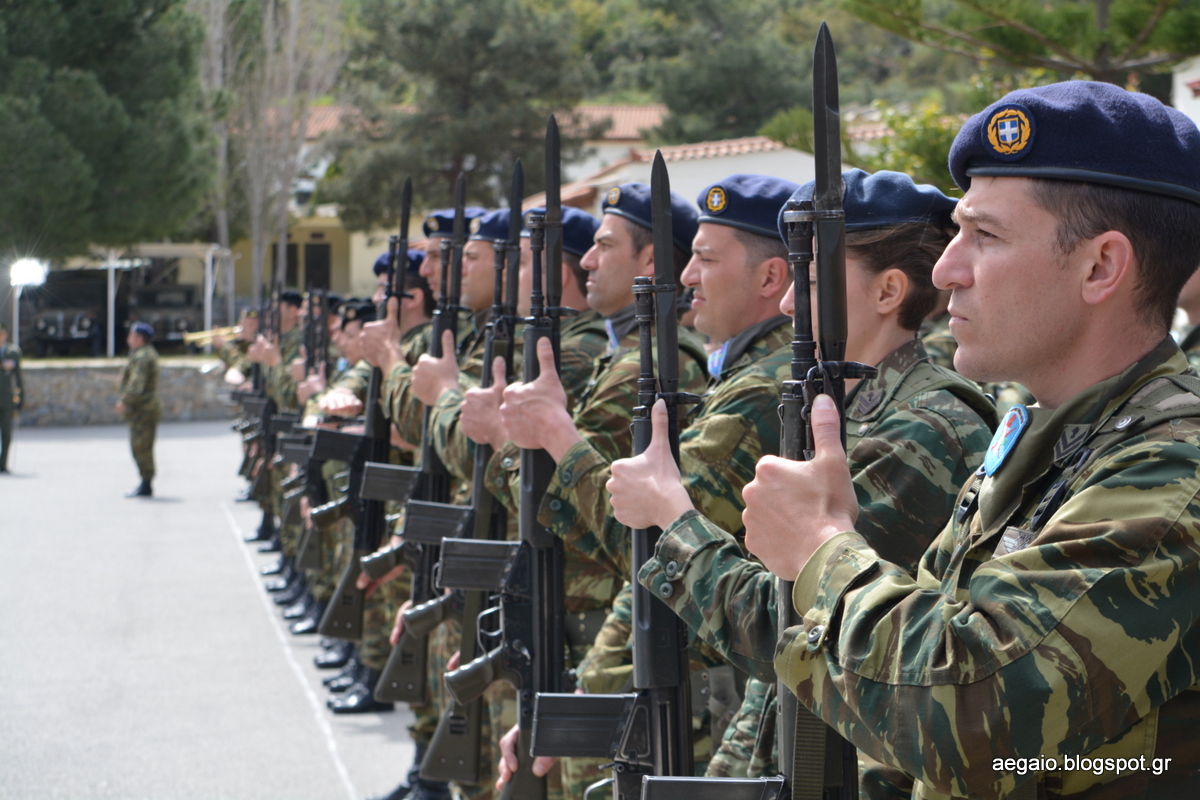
[0, 341, 22, 472]
[119, 343, 161, 482]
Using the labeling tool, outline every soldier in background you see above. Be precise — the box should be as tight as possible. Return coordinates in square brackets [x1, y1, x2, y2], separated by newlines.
[0, 322, 22, 474]
[115, 321, 160, 497]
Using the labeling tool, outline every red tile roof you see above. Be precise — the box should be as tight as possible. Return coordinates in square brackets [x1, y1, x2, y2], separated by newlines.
[572, 105, 667, 141]
[641, 135, 783, 161]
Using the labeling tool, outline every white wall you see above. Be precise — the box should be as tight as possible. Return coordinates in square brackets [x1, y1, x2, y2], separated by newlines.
[1174, 58, 1200, 126]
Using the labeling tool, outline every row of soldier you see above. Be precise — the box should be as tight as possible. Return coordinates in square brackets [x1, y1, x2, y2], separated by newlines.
[212, 73, 1200, 800]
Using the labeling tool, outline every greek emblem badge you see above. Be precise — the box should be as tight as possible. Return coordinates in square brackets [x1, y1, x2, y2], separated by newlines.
[984, 404, 1030, 476]
[469, 218, 482, 234]
[425, 216, 440, 232]
[706, 186, 727, 213]
[606, 186, 621, 206]
[984, 104, 1035, 160]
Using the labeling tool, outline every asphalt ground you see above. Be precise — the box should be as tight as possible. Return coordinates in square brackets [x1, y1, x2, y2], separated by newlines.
[0, 421, 415, 800]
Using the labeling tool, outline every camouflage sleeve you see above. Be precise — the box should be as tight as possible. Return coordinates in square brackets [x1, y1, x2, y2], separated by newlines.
[777, 430, 1200, 798]
[382, 362, 426, 445]
[430, 387, 475, 486]
[539, 349, 708, 578]
[331, 360, 372, 401]
[575, 582, 634, 694]
[638, 393, 992, 682]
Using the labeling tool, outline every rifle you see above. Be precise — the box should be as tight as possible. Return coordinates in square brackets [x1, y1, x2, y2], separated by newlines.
[525, 151, 698, 800]
[317, 179, 419, 640]
[372, 175, 464, 703]
[440, 117, 570, 800]
[419, 161, 525, 785]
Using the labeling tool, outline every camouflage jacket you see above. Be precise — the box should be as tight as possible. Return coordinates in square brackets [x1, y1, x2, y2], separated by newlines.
[777, 338, 1200, 799]
[120, 343, 160, 417]
[0, 342, 23, 409]
[919, 312, 957, 373]
[216, 339, 251, 374]
[540, 314, 793, 580]
[638, 338, 997, 683]
[1180, 323, 1200, 372]
[430, 309, 608, 488]
[482, 305, 709, 577]
[382, 311, 480, 446]
[265, 325, 304, 411]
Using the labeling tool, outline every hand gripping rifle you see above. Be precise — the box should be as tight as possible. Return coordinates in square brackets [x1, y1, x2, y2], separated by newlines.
[416, 161, 526, 785]
[318, 178, 420, 640]
[437, 118, 571, 800]
[775, 24, 870, 800]
[524, 151, 698, 800]
[371, 175, 467, 702]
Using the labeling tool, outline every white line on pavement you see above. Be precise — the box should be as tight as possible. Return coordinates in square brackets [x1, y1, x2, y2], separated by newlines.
[221, 502, 359, 800]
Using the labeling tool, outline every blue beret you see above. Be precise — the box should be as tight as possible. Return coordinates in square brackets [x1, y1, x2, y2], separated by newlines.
[778, 169, 957, 241]
[949, 81, 1200, 205]
[340, 300, 377, 326]
[374, 248, 427, 276]
[130, 321, 155, 339]
[469, 208, 510, 243]
[520, 207, 601, 258]
[422, 207, 488, 238]
[601, 183, 699, 253]
[406, 248, 424, 274]
[698, 174, 800, 239]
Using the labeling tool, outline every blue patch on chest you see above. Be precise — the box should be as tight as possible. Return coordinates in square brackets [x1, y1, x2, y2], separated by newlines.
[984, 404, 1030, 476]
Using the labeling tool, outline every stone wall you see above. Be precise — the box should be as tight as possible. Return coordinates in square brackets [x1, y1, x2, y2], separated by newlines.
[18, 358, 235, 426]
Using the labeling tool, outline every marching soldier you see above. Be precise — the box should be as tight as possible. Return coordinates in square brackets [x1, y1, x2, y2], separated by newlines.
[0, 322, 22, 474]
[115, 321, 160, 497]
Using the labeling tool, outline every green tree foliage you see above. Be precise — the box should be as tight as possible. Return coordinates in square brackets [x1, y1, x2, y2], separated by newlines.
[324, 0, 596, 231]
[851, 101, 963, 193]
[844, 0, 1200, 88]
[0, 0, 210, 261]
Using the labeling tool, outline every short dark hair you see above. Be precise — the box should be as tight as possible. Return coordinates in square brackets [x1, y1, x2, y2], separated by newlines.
[624, 217, 690, 281]
[565, 252, 587, 296]
[1028, 178, 1200, 332]
[732, 228, 788, 272]
[403, 271, 435, 318]
[846, 221, 955, 332]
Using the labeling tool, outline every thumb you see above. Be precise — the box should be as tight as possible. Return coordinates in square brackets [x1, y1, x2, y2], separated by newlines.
[490, 355, 507, 392]
[441, 328, 455, 359]
[648, 397, 671, 459]
[810, 393, 844, 459]
[536, 336, 557, 380]
[387, 295, 400, 322]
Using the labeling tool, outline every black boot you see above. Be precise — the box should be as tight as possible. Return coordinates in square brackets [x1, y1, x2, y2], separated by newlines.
[263, 560, 296, 592]
[290, 599, 326, 635]
[327, 668, 394, 714]
[257, 532, 282, 553]
[325, 659, 364, 693]
[260, 555, 288, 576]
[314, 639, 354, 669]
[273, 575, 308, 606]
[282, 591, 313, 620]
[244, 511, 275, 542]
[367, 743, 437, 800]
[125, 480, 152, 498]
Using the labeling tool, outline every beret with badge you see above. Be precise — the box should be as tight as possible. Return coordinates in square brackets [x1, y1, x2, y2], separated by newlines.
[422, 207, 488, 238]
[949, 80, 1200, 204]
[777, 168, 957, 241]
[339, 299, 377, 328]
[698, 174, 800, 238]
[278, 289, 304, 307]
[374, 248, 431, 276]
[520, 206, 601, 257]
[469, 208, 511, 243]
[130, 321, 155, 339]
[601, 182, 699, 253]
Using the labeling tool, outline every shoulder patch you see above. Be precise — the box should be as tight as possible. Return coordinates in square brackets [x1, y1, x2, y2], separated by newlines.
[984, 103, 1035, 160]
[984, 404, 1029, 476]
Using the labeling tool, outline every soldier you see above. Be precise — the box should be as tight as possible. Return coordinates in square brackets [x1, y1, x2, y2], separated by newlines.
[0, 322, 22, 474]
[603, 169, 997, 790]
[115, 321, 160, 497]
[743, 82, 1200, 798]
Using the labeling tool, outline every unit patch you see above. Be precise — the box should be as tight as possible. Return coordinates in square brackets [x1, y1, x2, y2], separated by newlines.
[984, 404, 1030, 476]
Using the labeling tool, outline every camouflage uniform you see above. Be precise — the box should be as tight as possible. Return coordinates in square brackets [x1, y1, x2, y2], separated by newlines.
[119, 343, 161, 482]
[0, 340, 23, 472]
[919, 312, 957, 373]
[776, 338, 1200, 798]
[216, 338, 252, 375]
[1179, 323, 1200, 372]
[266, 325, 305, 411]
[637, 338, 997, 784]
